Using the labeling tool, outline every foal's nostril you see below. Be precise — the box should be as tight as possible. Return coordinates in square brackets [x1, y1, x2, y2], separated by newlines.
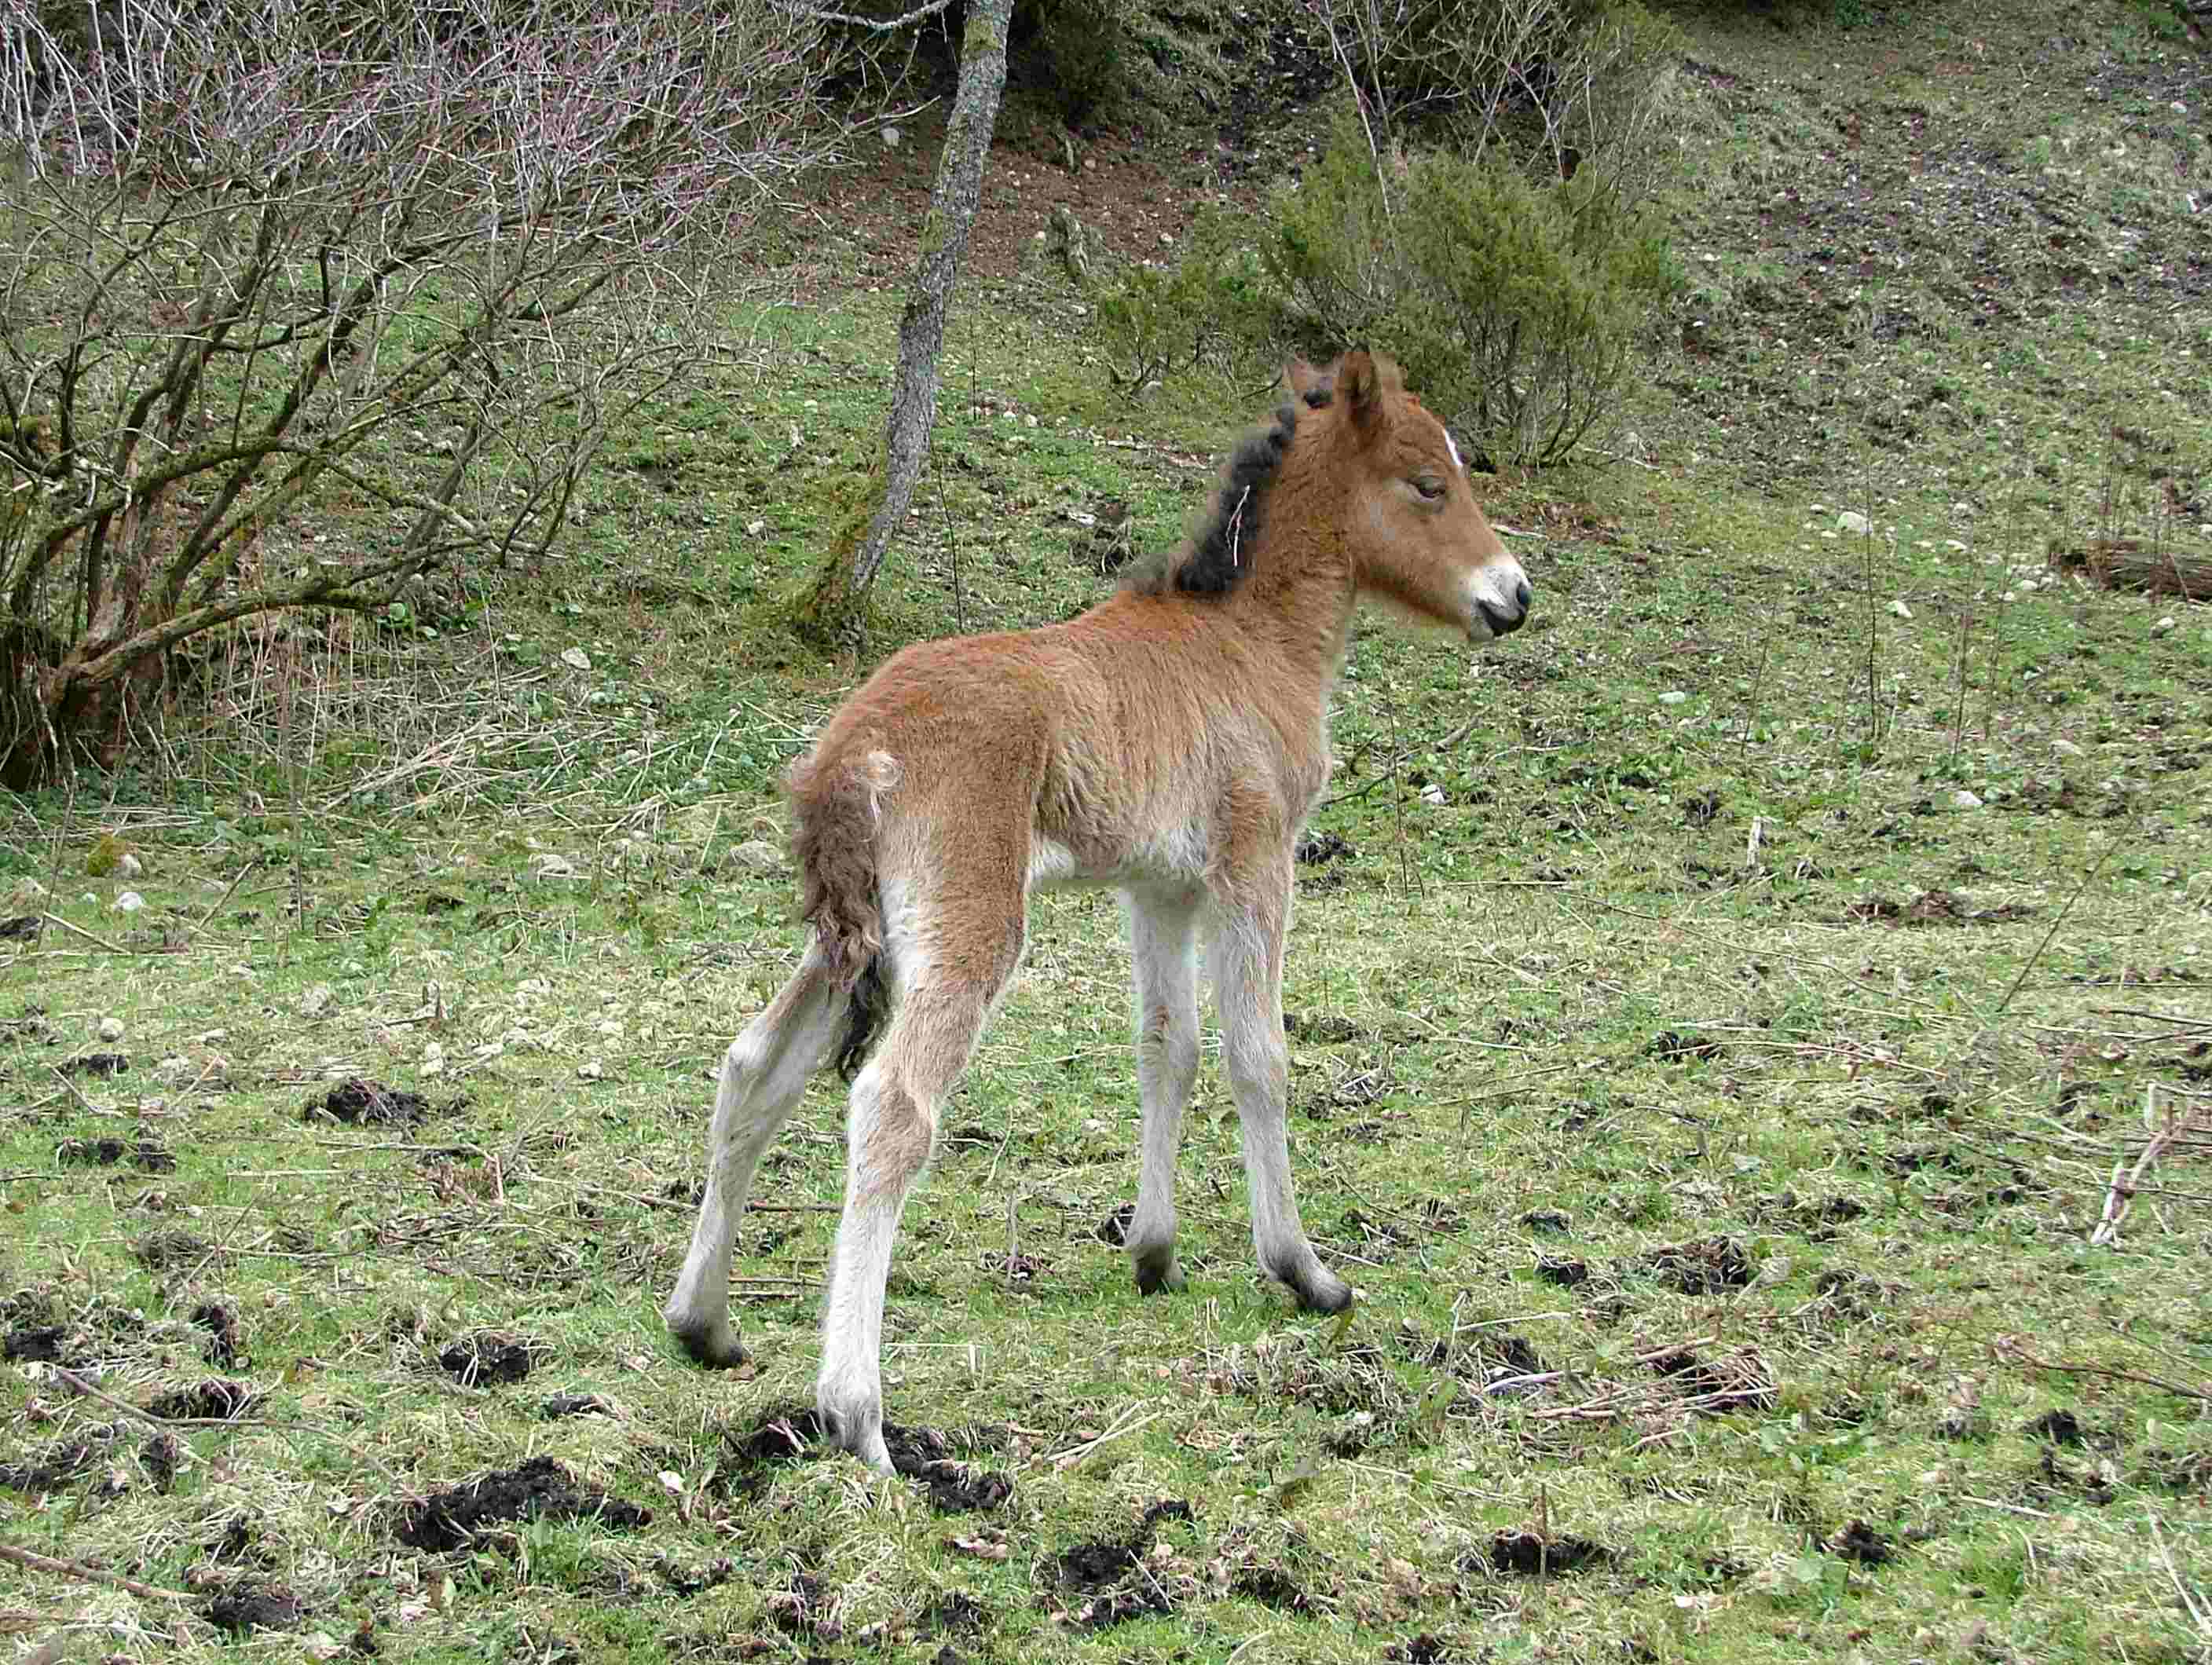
[1514, 577, 1534, 614]
[1478, 600, 1526, 637]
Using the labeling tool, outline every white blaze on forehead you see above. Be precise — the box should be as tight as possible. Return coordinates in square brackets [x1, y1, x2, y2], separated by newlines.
[1443, 425, 1464, 474]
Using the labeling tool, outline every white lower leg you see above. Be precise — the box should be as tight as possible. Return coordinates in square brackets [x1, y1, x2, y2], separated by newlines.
[815, 1065, 934, 1473]
[1126, 891, 1199, 1294]
[1215, 904, 1351, 1314]
[666, 958, 840, 1364]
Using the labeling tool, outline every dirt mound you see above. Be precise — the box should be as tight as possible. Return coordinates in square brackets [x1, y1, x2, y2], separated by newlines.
[1053, 1499, 1195, 1631]
[306, 1078, 450, 1127]
[1638, 1236, 1752, 1295]
[148, 1379, 262, 1420]
[438, 1332, 540, 1386]
[394, 1455, 653, 1550]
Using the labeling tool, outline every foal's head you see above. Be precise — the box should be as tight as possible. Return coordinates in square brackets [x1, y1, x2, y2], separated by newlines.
[1290, 351, 1533, 642]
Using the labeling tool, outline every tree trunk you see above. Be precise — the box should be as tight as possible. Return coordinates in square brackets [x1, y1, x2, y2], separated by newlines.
[797, 0, 1015, 646]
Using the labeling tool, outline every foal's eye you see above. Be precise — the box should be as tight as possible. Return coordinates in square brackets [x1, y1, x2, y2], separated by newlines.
[1412, 477, 1445, 502]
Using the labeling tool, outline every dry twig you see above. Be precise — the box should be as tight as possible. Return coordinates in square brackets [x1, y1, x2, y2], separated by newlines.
[2090, 1085, 2198, 1246]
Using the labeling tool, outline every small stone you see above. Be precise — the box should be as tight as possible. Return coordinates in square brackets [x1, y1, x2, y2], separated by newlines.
[1888, 599, 1913, 620]
[1659, 690, 1690, 705]
[2152, 615, 2177, 635]
[745, 518, 767, 537]
[880, 124, 902, 148]
[112, 891, 145, 913]
[117, 852, 144, 878]
[560, 646, 591, 671]
[2053, 738, 2085, 758]
[726, 839, 783, 873]
[577, 1059, 603, 1081]
[1836, 510, 1872, 536]
[530, 853, 578, 881]
[97, 1015, 125, 1041]
[1952, 789, 1983, 810]
[300, 984, 335, 1018]
[1419, 783, 1447, 806]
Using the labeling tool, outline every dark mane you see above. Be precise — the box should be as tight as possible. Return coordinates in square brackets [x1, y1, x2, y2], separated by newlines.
[1120, 389, 1326, 598]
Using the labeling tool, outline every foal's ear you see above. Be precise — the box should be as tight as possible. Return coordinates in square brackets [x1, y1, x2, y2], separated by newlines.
[1339, 347, 1382, 434]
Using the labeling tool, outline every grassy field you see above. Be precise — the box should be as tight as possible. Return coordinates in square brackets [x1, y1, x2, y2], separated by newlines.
[5, 2, 2212, 1661]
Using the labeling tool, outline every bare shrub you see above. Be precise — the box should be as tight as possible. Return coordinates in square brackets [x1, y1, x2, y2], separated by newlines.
[0, 0, 830, 786]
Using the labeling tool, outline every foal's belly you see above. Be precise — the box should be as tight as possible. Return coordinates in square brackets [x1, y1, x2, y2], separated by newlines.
[1027, 825, 1208, 893]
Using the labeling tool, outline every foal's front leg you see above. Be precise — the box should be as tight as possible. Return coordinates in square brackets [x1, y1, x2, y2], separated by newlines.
[1124, 886, 1203, 1295]
[1212, 864, 1353, 1313]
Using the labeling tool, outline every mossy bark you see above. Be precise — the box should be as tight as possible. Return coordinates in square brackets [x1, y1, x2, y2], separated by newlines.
[795, 0, 1015, 647]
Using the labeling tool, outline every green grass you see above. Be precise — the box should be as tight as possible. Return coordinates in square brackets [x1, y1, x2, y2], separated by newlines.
[5, 2, 2212, 1660]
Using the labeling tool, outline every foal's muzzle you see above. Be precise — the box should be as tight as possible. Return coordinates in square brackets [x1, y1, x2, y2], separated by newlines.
[1478, 575, 1535, 638]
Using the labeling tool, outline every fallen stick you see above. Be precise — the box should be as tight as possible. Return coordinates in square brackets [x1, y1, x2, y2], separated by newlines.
[0, 1543, 189, 1604]
[2090, 1086, 2198, 1247]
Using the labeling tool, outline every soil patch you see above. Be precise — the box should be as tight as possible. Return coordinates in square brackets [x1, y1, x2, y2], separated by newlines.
[1842, 891, 2035, 927]
[888, 1423, 1016, 1513]
[2028, 1408, 2086, 1447]
[1831, 1520, 1893, 1565]
[0, 913, 42, 941]
[1649, 1029, 1723, 1063]
[1095, 1202, 1133, 1246]
[1386, 1638, 1453, 1664]
[1536, 1256, 1590, 1289]
[1295, 832, 1355, 866]
[543, 1391, 621, 1419]
[655, 1553, 738, 1597]
[715, 1406, 1012, 1511]
[2, 1324, 68, 1363]
[1053, 1498, 1196, 1631]
[923, 1592, 990, 1636]
[191, 1301, 244, 1368]
[1485, 1531, 1614, 1576]
[0, 1422, 123, 1491]
[306, 1078, 446, 1127]
[768, 1572, 837, 1642]
[1229, 1562, 1313, 1613]
[148, 1379, 262, 1420]
[438, 1331, 540, 1386]
[59, 1052, 130, 1078]
[57, 1134, 173, 1172]
[204, 1580, 303, 1634]
[134, 1228, 216, 1271]
[394, 1455, 653, 1550]
[1638, 1236, 1752, 1294]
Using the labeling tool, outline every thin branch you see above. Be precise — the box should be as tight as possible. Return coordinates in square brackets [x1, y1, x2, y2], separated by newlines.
[783, 0, 957, 29]
[0, 1543, 190, 1605]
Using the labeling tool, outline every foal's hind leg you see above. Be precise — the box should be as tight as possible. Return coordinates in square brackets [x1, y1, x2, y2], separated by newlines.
[817, 901, 1024, 1472]
[1211, 860, 1353, 1313]
[1124, 884, 1203, 1296]
[665, 943, 847, 1367]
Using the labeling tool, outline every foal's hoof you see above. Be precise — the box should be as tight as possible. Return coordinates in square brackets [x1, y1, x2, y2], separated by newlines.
[1276, 1260, 1353, 1316]
[666, 1319, 752, 1372]
[1132, 1246, 1185, 1297]
[818, 1399, 894, 1476]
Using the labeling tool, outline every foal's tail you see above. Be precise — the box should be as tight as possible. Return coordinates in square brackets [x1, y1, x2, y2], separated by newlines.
[789, 748, 898, 1079]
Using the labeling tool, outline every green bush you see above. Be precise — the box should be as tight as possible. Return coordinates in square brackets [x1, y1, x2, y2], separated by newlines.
[1091, 208, 1280, 391]
[1269, 127, 1679, 465]
[1092, 117, 1676, 466]
[1086, 0, 1685, 463]
[1026, 0, 1127, 122]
